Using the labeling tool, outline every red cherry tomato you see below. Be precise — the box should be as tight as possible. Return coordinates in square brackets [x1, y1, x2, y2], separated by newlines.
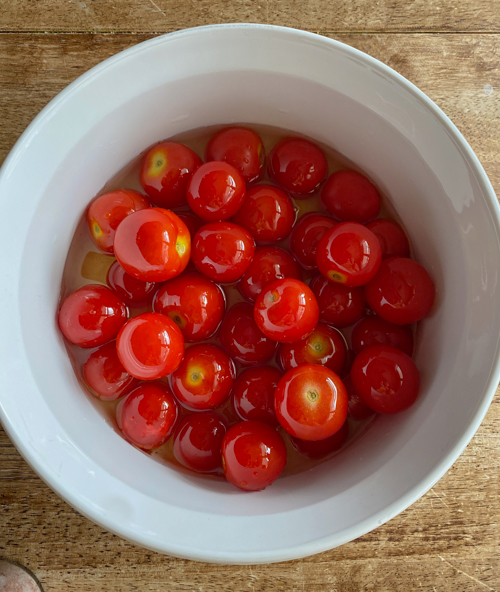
[116, 382, 179, 449]
[351, 316, 414, 356]
[222, 421, 287, 491]
[351, 345, 420, 414]
[87, 189, 150, 253]
[187, 161, 246, 222]
[116, 312, 184, 380]
[171, 344, 235, 410]
[366, 219, 410, 259]
[274, 364, 348, 441]
[219, 303, 278, 365]
[317, 222, 382, 287]
[254, 278, 319, 343]
[191, 222, 255, 283]
[289, 213, 336, 270]
[82, 341, 138, 401]
[365, 257, 435, 325]
[107, 261, 157, 306]
[176, 212, 204, 239]
[140, 142, 202, 208]
[205, 127, 265, 185]
[173, 412, 228, 473]
[153, 272, 225, 342]
[309, 275, 366, 328]
[268, 137, 328, 197]
[58, 285, 128, 348]
[232, 366, 281, 427]
[278, 322, 347, 375]
[114, 208, 191, 282]
[231, 184, 296, 244]
[290, 420, 349, 459]
[321, 170, 380, 223]
[238, 246, 302, 303]
[343, 374, 375, 421]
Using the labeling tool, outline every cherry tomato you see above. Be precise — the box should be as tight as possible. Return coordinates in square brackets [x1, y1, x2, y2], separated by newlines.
[222, 421, 287, 491]
[309, 275, 366, 328]
[238, 246, 302, 303]
[58, 285, 128, 348]
[351, 316, 414, 356]
[274, 364, 348, 441]
[317, 222, 382, 287]
[254, 278, 319, 343]
[82, 341, 138, 401]
[350, 344, 420, 414]
[187, 161, 246, 222]
[140, 142, 202, 208]
[268, 137, 328, 197]
[116, 312, 184, 380]
[343, 374, 375, 421]
[231, 184, 295, 244]
[289, 213, 336, 270]
[232, 366, 281, 427]
[205, 127, 265, 185]
[116, 382, 179, 449]
[321, 170, 380, 223]
[191, 222, 255, 283]
[171, 344, 235, 410]
[364, 257, 435, 325]
[176, 212, 204, 239]
[153, 272, 225, 342]
[278, 322, 347, 375]
[173, 412, 228, 473]
[290, 420, 349, 459]
[107, 261, 157, 306]
[219, 303, 278, 365]
[366, 219, 410, 259]
[114, 208, 191, 282]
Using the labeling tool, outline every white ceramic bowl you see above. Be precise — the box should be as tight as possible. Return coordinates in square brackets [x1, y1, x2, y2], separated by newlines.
[1, 24, 499, 564]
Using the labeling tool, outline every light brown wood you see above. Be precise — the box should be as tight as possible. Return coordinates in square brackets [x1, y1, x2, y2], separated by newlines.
[1, 20, 500, 592]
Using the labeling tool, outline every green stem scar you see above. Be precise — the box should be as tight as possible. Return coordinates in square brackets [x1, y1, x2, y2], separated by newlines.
[307, 389, 319, 402]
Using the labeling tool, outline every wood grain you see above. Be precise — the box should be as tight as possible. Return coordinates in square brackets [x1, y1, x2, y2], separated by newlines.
[1, 21, 500, 592]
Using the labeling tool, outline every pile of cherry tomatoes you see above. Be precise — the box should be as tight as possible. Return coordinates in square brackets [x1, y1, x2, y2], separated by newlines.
[58, 127, 435, 492]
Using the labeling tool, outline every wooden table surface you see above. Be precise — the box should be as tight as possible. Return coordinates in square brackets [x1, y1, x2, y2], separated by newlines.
[1, 2, 499, 591]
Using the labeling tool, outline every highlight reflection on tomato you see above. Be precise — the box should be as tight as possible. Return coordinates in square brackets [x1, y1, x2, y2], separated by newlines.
[232, 366, 281, 426]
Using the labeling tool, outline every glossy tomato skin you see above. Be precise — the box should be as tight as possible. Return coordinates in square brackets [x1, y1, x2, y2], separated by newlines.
[171, 344, 235, 410]
[58, 285, 128, 348]
[82, 341, 138, 400]
[116, 312, 184, 380]
[231, 184, 296, 244]
[153, 272, 225, 342]
[187, 161, 246, 222]
[238, 247, 302, 303]
[254, 278, 319, 343]
[140, 142, 202, 209]
[278, 322, 347, 376]
[343, 374, 375, 420]
[309, 275, 366, 328]
[205, 127, 265, 185]
[365, 257, 435, 325]
[289, 213, 337, 270]
[321, 170, 380, 223]
[351, 316, 414, 356]
[232, 366, 281, 427]
[116, 382, 179, 450]
[351, 345, 420, 414]
[275, 364, 348, 441]
[218, 303, 278, 364]
[317, 222, 382, 287]
[291, 420, 349, 459]
[173, 412, 228, 473]
[222, 421, 287, 491]
[107, 261, 157, 306]
[176, 212, 204, 239]
[268, 137, 328, 197]
[87, 189, 150, 253]
[114, 208, 191, 282]
[366, 219, 410, 259]
[191, 222, 255, 283]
